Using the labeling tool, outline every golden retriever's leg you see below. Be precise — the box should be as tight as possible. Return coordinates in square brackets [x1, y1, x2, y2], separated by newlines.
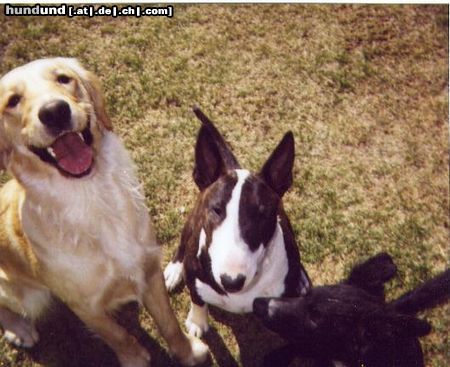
[142, 266, 209, 366]
[75, 310, 151, 367]
[0, 306, 39, 348]
[0, 278, 50, 348]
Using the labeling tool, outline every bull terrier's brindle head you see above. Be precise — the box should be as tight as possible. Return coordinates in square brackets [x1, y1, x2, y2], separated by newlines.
[164, 108, 311, 336]
[191, 107, 298, 294]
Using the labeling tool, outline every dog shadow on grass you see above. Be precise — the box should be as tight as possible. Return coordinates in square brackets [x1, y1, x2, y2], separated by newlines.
[205, 307, 313, 367]
[24, 297, 313, 367]
[27, 300, 175, 367]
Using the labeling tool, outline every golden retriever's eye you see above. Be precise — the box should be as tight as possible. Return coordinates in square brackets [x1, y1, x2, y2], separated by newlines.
[57, 74, 72, 84]
[7, 94, 21, 108]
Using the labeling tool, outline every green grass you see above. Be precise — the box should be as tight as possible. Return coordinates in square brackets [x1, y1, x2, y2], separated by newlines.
[0, 4, 448, 367]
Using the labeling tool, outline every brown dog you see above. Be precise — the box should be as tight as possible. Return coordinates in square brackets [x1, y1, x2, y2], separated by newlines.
[0, 58, 208, 367]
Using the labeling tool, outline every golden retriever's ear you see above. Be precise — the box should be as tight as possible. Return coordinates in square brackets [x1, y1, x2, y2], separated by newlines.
[0, 122, 11, 171]
[64, 58, 113, 131]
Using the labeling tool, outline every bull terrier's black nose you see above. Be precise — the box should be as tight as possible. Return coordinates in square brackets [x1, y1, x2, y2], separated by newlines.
[38, 100, 71, 133]
[220, 273, 246, 293]
[253, 298, 269, 318]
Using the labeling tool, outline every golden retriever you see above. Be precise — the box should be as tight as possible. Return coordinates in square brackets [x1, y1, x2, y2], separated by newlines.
[0, 58, 208, 367]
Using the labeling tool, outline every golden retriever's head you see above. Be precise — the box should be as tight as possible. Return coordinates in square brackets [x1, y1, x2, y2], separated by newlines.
[0, 58, 111, 178]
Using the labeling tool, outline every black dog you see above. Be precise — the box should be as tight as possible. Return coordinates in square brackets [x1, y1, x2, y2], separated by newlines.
[253, 253, 449, 367]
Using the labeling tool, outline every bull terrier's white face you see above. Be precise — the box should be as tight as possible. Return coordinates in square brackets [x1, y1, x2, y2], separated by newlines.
[193, 111, 294, 294]
[199, 169, 278, 293]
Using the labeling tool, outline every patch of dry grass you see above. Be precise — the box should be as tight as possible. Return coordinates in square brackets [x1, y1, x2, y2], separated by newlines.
[0, 4, 448, 367]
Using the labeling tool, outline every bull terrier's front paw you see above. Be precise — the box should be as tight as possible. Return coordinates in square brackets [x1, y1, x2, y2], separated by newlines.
[0, 308, 39, 348]
[185, 319, 209, 339]
[164, 261, 183, 292]
[185, 304, 209, 338]
[179, 333, 209, 366]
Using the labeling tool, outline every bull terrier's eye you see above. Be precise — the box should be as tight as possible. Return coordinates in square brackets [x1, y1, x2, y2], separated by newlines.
[6, 94, 21, 108]
[211, 206, 223, 217]
[57, 74, 72, 84]
[256, 205, 271, 219]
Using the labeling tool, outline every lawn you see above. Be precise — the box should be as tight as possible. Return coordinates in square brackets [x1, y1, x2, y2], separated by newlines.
[0, 4, 448, 367]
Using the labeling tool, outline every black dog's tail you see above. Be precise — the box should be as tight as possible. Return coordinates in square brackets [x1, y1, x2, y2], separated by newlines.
[390, 269, 450, 315]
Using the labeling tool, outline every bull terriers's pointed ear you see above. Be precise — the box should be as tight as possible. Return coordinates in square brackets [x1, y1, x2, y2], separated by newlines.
[193, 107, 240, 170]
[260, 131, 295, 197]
[193, 125, 224, 190]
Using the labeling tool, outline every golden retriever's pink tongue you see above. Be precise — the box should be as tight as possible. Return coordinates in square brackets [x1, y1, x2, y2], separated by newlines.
[51, 133, 93, 175]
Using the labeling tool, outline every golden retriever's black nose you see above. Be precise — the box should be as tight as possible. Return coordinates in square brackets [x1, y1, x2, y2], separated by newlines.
[38, 100, 71, 132]
[220, 273, 246, 293]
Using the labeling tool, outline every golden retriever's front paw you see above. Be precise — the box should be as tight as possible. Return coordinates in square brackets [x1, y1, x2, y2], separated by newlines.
[0, 309, 39, 348]
[118, 346, 151, 367]
[178, 334, 209, 366]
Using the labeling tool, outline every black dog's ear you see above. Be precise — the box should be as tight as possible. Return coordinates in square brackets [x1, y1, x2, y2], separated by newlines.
[193, 125, 225, 190]
[346, 252, 397, 299]
[260, 131, 295, 197]
[193, 107, 240, 170]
